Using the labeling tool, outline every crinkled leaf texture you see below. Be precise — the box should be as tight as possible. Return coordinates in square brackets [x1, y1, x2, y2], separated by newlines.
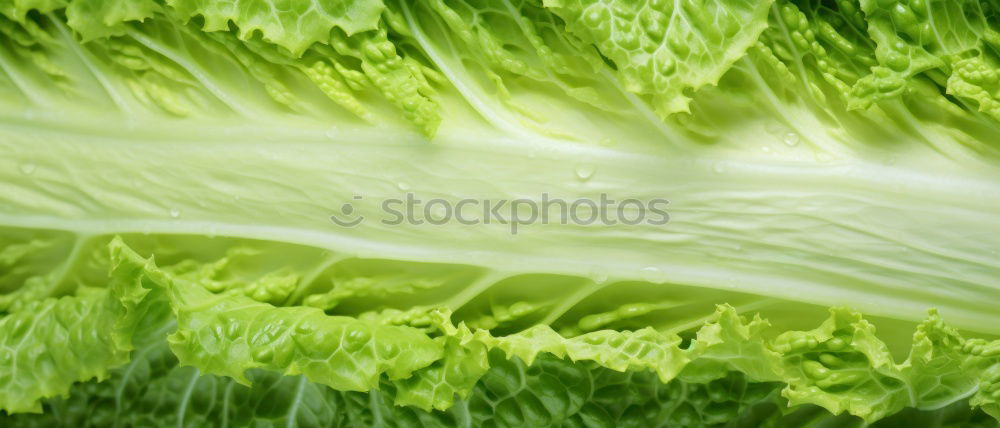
[2, 0, 1000, 426]
[0, 237, 998, 426]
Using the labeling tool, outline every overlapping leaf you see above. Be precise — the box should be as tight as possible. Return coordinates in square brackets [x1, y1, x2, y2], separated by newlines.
[2, 239, 999, 423]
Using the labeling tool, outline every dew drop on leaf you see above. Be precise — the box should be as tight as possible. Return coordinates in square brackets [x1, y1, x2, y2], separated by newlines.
[575, 165, 595, 181]
[783, 132, 800, 146]
[19, 162, 36, 175]
[640, 266, 664, 282]
[325, 126, 339, 139]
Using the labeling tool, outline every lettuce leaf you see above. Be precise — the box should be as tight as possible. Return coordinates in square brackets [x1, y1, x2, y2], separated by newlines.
[2, 0, 1000, 425]
[1, 237, 999, 424]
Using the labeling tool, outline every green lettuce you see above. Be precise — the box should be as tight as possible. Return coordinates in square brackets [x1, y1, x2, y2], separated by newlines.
[2, 0, 1000, 426]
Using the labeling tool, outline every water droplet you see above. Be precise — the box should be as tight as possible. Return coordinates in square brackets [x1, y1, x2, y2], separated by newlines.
[325, 126, 339, 139]
[640, 266, 664, 282]
[712, 162, 727, 174]
[574, 165, 595, 181]
[726, 277, 739, 289]
[589, 270, 610, 284]
[397, 182, 411, 191]
[169, 208, 181, 218]
[783, 132, 800, 146]
[19, 162, 36, 175]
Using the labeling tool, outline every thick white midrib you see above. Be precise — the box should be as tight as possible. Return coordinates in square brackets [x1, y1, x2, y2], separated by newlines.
[0, 112, 996, 180]
[4, 113, 1000, 198]
[1, 212, 997, 334]
[4, 118, 1000, 333]
[0, 113, 639, 163]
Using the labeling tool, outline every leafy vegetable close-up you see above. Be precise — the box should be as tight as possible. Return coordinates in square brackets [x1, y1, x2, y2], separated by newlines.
[2, 0, 1000, 426]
